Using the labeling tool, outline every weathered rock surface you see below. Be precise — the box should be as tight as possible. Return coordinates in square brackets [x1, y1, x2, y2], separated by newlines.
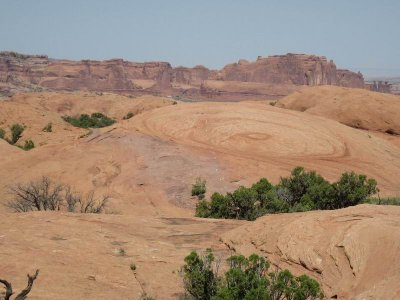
[221, 204, 400, 299]
[1, 92, 400, 299]
[1, 51, 368, 99]
[0, 52, 172, 95]
[276, 85, 400, 135]
[219, 54, 363, 87]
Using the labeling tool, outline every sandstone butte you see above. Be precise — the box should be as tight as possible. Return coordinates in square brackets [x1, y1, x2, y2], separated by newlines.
[2, 51, 391, 101]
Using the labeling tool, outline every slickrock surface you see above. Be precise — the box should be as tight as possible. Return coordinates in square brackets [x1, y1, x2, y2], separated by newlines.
[221, 204, 400, 299]
[277, 85, 400, 134]
[1, 90, 400, 299]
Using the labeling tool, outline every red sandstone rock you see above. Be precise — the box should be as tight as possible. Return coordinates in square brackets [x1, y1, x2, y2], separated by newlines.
[218, 54, 364, 87]
[0, 51, 371, 98]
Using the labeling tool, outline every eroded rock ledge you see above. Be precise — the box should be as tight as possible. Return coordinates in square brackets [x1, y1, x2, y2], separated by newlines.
[220, 204, 400, 299]
[0, 51, 368, 99]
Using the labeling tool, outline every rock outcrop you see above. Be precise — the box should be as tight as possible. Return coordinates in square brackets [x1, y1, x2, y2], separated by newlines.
[336, 69, 364, 88]
[221, 204, 400, 299]
[276, 85, 400, 135]
[0, 52, 172, 94]
[0, 51, 368, 99]
[218, 54, 350, 86]
[365, 80, 392, 93]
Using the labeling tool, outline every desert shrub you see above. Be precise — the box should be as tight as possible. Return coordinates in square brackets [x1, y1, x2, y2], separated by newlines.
[10, 123, 24, 144]
[0, 127, 5, 139]
[196, 167, 378, 220]
[182, 249, 322, 300]
[21, 139, 35, 151]
[182, 249, 218, 300]
[123, 112, 135, 120]
[278, 167, 330, 207]
[192, 177, 207, 200]
[196, 179, 279, 221]
[327, 172, 378, 209]
[6, 177, 109, 213]
[196, 192, 231, 219]
[227, 187, 260, 220]
[7, 177, 64, 212]
[62, 112, 115, 128]
[78, 192, 108, 213]
[42, 122, 52, 132]
[65, 188, 108, 213]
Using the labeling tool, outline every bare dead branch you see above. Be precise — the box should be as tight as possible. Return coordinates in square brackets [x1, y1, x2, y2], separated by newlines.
[14, 269, 39, 300]
[78, 191, 109, 213]
[0, 278, 14, 300]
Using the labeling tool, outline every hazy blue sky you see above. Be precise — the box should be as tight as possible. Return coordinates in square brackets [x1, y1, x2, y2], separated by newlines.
[1, 0, 399, 77]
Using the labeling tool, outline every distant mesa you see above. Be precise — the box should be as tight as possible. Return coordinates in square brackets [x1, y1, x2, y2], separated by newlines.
[0, 51, 392, 99]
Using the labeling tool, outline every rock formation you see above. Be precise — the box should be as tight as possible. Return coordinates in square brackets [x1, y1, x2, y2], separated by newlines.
[365, 80, 392, 93]
[219, 54, 347, 86]
[0, 51, 369, 99]
[276, 85, 400, 135]
[0, 51, 172, 95]
[221, 204, 400, 299]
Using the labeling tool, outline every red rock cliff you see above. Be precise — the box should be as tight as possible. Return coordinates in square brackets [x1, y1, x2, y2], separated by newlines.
[0, 52, 172, 93]
[217, 54, 364, 87]
[0, 51, 366, 97]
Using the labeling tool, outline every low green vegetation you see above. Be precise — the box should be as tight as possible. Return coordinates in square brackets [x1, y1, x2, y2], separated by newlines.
[0, 124, 35, 150]
[62, 112, 115, 128]
[42, 122, 53, 132]
[21, 139, 35, 151]
[196, 167, 378, 220]
[123, 112, 135, 120]
[10, 123, 25, 144]
[182, 249, 322, 300]
[118, 248, 126, 256]
[192, 177, 207, 200]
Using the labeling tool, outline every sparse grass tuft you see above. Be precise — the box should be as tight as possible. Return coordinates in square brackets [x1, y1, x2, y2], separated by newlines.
[20, 139, 35, 151]
[42, 122, 52, 132]
[123, 112, 135, 120]
[118, 248, 126, 256]
[192, 177, 206, 200]
[130, 262, 136, 271]
[363, 197, 400, 206]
